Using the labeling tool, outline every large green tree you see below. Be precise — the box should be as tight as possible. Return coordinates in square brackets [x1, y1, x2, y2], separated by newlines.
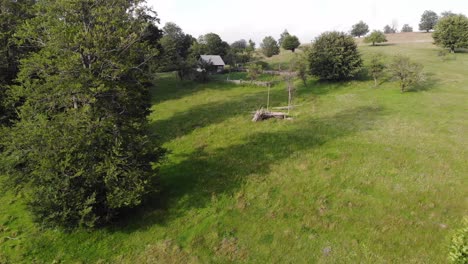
[197, 33, 230, 58]
[308, 31, 363, 81]
[0, 0, 36, 126]
[419, 10, 438, 32]
[261, 36, 280, 58]
[282, 35, 301, 52]
[433, 14, 468, 53]
[158, 22, 195, 73]
[1, 0, 163, 228]
[351, 21, 370, 38]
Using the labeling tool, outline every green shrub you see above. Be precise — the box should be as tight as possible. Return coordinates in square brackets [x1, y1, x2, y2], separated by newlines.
[389, 55, 425, 92]
[449, 217, 468, 263]
[308, 31, 363, 81]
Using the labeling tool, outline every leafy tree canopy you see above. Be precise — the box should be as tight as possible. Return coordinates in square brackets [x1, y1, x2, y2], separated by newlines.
[401, 24, 413, 32]
[261, 36, 280, 58]
[351, 21, 370, 37]
[1, 0, 164, 228]
[308, 31, 363, 80]
[433, 14, 468, 53]
[364, 30, 388, 46]
[282, 35, 301, 52]
[419, 10, 439, 32]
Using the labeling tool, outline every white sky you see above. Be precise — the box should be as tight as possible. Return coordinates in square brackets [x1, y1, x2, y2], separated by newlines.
[147, 0, 468, 44]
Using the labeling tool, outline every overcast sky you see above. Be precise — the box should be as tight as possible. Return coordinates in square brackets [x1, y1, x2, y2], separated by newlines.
[147, 0, 468, 44]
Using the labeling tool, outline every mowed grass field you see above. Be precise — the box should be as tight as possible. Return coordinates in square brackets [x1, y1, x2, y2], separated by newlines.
[1, 35, 467, 263]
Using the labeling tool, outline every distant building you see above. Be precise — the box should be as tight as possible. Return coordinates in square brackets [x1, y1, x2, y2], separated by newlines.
[199, 55, 225, 73]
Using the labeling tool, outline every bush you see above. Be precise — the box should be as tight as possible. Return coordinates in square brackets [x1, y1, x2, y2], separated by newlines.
[433, 14, 468, 53]
[449, 217, 468, 263]
[308, 31, 363, 81]
[282, 35, 300, 52]
[364, 30, 388, 46]
[389, 55, 425, 92]
[261, 36, 280, 58]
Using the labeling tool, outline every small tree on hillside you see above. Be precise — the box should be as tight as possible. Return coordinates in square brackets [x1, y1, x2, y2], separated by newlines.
[433, 14, 468, 53]
[384, 25, 396, 34]
[247, 63, 263, 81]
[419, 10, 439, 32]
[368, 53, 386, 87]
[290, 54, 308, 87]
[261, 36, 280, 58]
[364, 30, 388, 46]
[389, 55, 425, 92]
[401, 24, 413, 32]
[308, 31, 363, 81]
[351, 21, 370, 38]
[282, 35, 301, 52]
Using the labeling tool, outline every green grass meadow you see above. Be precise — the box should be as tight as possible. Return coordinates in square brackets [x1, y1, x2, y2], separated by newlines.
[1, 41, 467, 263]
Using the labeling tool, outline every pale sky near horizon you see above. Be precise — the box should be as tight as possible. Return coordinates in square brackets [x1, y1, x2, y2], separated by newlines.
[147, 0, 468, 44]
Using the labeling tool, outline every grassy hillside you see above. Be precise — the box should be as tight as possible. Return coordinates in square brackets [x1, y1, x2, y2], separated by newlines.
[1, 38, 467, 263]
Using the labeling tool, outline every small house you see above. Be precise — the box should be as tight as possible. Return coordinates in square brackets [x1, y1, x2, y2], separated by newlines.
[199, 55, 225, 73]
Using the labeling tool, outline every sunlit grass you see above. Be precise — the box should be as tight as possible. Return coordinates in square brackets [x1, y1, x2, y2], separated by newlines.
[1, 40, 467, 263]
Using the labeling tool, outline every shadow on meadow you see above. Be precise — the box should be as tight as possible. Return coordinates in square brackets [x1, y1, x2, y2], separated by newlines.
[118, 105, 385, 232]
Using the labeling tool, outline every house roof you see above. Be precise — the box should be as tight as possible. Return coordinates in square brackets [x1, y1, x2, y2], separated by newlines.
[200, 55, 225, 66]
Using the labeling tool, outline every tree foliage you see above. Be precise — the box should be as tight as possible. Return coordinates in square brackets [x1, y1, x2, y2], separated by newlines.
[419, 10, 438, 32]
[247, 63, 263, 81]
[401, 24, 413, 32]
[158, 22, 194, 72]
[281, 35, 300, 52]
[433, 14, 468, 53]
[290, 54, 308, 87]
[368, 53, 386, 87]
[389, 55, 425, 92]
[278, 30, 290, 46]
[308, 31, 363, 81]
[1, 0, 164, 228]
[261, 36, 280, 58]
[0, 0, 36, 126]
[351, 21, 370, 38]
[364, 30, 388, 46]
[384, 25, 396, 34]
[197, 33, 230, 58]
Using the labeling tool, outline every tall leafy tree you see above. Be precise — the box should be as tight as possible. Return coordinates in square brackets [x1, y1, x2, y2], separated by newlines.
[308, 31, 363, 81]
[198, 33, 230, 58]
[351, 21, 370, 38]
[158, 22, 195, 72]
[419, 10, 439, 32]
[261, 36, 280, 58]
[282, 35, 301, 52]
[278, 30, 290, 46]
[433, 14, 468, 53]
[1, 0, 164, 228]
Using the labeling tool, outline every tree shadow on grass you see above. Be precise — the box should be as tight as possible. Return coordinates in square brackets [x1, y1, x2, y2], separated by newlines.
[117, 105, 385, 232]
[150, 85, 290, 144]
[150, 74, 244, 104]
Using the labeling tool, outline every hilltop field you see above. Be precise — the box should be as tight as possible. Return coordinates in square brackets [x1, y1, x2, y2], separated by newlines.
[1, 33, 467, 263]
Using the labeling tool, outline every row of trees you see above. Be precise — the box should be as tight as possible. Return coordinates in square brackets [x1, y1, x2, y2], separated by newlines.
[350, 10, 459, 38]
[260, 30, 301, 58]
[305, 32, 424, 93]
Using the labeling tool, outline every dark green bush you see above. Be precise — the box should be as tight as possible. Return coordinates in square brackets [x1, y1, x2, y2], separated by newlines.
[308, 31, 363, 80]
